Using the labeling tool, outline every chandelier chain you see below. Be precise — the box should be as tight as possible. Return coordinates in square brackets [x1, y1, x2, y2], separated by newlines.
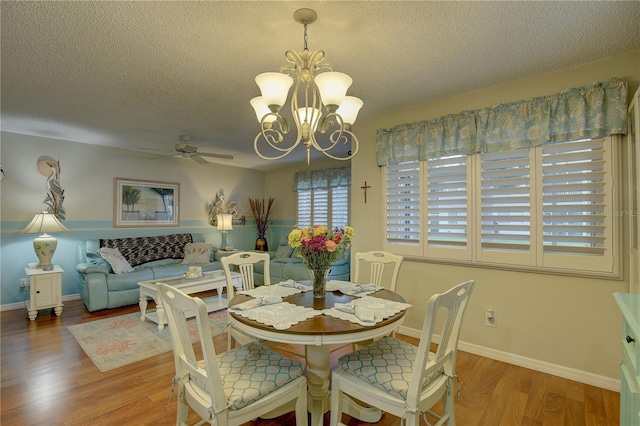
[303, 23, 309, 51]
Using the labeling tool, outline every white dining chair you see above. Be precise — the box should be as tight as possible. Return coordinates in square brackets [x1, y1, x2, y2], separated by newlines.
[221, 251, 270, 349]
[157, 283, 308, 426]
[353, 251, 404, 291]
[351, 251, 404, 348]
[330, 280, 475, 426]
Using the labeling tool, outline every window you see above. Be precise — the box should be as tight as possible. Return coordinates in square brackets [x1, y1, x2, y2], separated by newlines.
[294, 166, 352, 228]
[296, 188, 350, 228]
[383, 137, 618, 275]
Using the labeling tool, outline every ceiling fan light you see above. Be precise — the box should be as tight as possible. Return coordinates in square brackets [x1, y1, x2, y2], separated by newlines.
[315, 72, 352, 110]
[336, 96, 364, 126]
[250, 97, 276, 123]
[255, 72, 293, 111]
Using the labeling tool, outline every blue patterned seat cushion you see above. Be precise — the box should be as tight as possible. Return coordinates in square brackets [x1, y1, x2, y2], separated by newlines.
[217, 342, 304, 410]
[338, 336, 437, 400]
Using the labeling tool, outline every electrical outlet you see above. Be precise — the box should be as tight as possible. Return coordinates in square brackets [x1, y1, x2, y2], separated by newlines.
[19, 278, 28, 288]
[485, 309, 496, 327]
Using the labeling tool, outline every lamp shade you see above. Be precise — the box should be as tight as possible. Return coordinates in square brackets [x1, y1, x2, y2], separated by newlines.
[255, 72, 293, 109]
[250, 97, 277, 124]
[315, 72, 352, 109]
[295, 107, 322, 132]
[21, 211, 70, 235]
[20, 211, 69, 270]
[216, 214, 233, 231]
[336, 96, 364, 126]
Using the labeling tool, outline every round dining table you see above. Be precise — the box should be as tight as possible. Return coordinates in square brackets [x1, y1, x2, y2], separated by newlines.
[228, 287, 408, 426]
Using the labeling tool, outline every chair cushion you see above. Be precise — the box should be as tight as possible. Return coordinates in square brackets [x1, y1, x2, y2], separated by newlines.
[218, 342, 304, 410]
[337, 336, 418, 400]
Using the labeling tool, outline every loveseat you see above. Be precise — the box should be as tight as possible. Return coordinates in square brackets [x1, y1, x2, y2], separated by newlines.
[252, 242, 350, 286]
[76, 233, 222, 311]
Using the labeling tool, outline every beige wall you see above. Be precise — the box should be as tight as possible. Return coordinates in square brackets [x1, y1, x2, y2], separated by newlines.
[346, 52, 640, 382]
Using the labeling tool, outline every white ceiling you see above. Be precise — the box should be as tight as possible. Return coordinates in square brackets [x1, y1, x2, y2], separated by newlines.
[2, 1, 639, 171]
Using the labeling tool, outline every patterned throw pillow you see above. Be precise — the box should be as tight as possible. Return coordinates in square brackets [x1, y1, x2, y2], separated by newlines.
[181, 243, 213, 264]
[97, 247, 135, 274]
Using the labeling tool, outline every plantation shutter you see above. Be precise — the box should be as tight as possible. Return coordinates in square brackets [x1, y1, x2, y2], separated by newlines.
[331, 187, 349, 229]
[297, 190, 312, 227]
[313, 190, 329, 225]
[541, 138, 607, 255]
[479, 148, 532, 250]
[427, 155, 468, 246]
[386, 161, 421, 244]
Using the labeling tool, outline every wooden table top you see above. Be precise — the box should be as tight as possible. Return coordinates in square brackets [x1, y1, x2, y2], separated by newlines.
[228, 288, 407, 336]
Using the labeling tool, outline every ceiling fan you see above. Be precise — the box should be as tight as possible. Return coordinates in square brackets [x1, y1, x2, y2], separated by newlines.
[173, 135, 233, 164]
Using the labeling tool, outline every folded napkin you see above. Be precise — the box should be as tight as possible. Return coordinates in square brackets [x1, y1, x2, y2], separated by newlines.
[278, 280, 308, 290]
[229, 296, 282, 311]
[334, 302, 376, 323]
[352, 283, 378, 293]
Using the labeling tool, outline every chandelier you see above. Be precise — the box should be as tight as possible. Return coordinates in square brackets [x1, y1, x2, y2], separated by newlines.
[250, 8, 363, 165]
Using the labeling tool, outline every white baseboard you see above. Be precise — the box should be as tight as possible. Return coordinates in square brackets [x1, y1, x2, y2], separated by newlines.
[0, 293, 81, 312]
[397, 325, 620, 392]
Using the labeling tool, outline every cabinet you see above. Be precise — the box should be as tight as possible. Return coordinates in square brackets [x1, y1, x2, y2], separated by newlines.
[25, 265, 64, 321]
[614, 292, 640, 425]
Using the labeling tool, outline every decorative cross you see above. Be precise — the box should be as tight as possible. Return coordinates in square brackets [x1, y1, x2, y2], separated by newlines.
[360, 181, 371, 204]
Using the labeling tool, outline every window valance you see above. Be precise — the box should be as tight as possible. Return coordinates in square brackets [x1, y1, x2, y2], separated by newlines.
[293, 166, 351, 192]
[376, 77, 628, 166]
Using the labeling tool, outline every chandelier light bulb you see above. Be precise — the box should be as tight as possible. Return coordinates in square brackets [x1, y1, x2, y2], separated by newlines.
[295, 107, 323, 133]
[255, 72, 293, 111]
[314, 72, 352, 111]
[250, 97, 277, 124]
[336, 96, 364, 126]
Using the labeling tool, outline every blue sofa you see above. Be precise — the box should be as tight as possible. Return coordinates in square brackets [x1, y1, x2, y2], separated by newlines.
[76, 233, 222, 311]
[252, 242, 350, 286]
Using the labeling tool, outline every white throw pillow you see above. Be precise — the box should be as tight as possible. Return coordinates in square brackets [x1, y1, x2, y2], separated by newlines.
[182, 243, 213, 264]
[97, 247, 134, 274]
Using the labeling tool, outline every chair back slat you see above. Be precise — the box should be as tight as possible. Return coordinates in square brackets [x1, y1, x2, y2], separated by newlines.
[354, 251, 403, 291]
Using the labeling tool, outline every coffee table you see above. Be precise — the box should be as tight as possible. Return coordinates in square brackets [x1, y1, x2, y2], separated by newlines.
[138, 270, 242, 330]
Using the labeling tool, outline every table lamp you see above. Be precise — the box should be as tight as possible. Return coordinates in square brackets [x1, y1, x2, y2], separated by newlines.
[216, 214, 233, 250]
[20, 211, 70, 270]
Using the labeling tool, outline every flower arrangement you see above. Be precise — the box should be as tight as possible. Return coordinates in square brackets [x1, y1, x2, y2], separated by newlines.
[288, 225, 355, 270]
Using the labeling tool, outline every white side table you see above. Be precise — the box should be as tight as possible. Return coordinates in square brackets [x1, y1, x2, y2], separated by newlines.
[25, 265, 64, 321]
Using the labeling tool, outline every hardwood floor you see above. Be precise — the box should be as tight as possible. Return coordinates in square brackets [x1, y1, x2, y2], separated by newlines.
[1, 298, 619, 425]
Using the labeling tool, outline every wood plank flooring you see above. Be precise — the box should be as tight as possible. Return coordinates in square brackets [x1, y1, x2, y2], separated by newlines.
[0, 297, 619, 425]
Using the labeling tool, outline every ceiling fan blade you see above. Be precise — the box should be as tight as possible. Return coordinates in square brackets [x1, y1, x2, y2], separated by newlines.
[191, 154, 209, 165]
[198, 152, 234, 160]
[176, 143, 198, 153]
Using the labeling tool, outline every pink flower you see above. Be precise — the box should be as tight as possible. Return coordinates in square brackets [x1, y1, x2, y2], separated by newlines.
[326, 240, 337, 252]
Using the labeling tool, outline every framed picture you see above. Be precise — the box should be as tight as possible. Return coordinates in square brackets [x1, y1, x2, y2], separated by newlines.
[114, 178, 180, 227]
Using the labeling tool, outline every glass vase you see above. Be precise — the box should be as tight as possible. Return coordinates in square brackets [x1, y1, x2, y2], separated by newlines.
[310, 268, 329, 298]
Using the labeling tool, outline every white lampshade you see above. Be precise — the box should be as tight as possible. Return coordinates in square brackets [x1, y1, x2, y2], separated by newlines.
[20, 211, 70, 270]
[295, 107, 322, 132]
[336, 96, 364, 126]
[21, 211, 70, 235]
[255, 72, 293, 109]
[250, 97, 277, 124]
[314, 72, 352, 109]
[216, 214, 233, 231]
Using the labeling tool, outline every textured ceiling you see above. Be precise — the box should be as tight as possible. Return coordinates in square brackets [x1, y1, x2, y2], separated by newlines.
[2, 1, 639, 170]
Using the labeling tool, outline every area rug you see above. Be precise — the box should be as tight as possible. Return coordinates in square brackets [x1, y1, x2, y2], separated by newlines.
[67, 310, 228, 372]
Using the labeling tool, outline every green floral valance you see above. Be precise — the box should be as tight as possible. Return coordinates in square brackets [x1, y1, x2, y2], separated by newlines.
[376, 78, 628, 166]
[293, 166, 351, 192]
